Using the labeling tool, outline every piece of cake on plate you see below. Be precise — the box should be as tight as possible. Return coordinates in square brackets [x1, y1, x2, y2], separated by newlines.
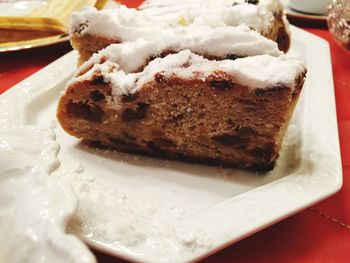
[70, 0, 290, 64]
[57, 35, 306, 170]
[140, 0, 290, 51]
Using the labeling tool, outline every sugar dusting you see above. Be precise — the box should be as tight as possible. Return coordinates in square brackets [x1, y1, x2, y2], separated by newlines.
[52, 162, 213, 261]
[141, 0, 282, 36]
[71, 49, 305, 97]
[74, 24, 282, 77]
[71, 0, 284, 39]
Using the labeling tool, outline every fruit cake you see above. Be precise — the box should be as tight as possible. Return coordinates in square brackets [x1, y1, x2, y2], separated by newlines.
[70, 0, 290, 64]
[57, 44, 306, 170]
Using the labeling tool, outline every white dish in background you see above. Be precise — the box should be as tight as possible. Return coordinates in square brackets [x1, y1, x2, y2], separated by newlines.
[288, 0, 330, 15]
[281, 0, 328, 21]
[0, 26, 342, 262]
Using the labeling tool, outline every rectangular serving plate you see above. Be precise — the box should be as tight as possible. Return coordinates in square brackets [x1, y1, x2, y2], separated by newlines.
[0, 26, 342, 263]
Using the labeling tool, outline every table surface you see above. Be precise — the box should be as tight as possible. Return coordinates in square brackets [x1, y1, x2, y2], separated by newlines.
[1, 1, 349, 262]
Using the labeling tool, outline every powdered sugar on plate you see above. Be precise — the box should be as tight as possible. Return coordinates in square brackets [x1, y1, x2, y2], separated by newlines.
[55, 161, 213, 261]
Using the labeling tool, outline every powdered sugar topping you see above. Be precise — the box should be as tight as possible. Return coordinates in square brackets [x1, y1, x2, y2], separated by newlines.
[141, 0, 283, 35]
[71, 49, 305, 97]
[71, 0, 284, 40]
[70, 6, 160, 41]
[73, 24, 282, 78]
[133, 50, 305, 93]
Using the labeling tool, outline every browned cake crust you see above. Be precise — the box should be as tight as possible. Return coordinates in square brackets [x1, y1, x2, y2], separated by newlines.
[70, 35, 118, 65]
[57, 67, 305, 170]
[274, 13, 291, 52]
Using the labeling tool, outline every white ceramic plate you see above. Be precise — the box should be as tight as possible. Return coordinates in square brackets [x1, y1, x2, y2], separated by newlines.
[0, 26, 342, 263]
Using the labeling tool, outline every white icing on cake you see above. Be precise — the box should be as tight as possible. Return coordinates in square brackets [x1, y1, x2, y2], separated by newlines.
[75, 25, 281, 76]
[70, 6, 159, 41]
[71, 0, 285, 40]
[70, 50, 305, 97]
[140, 0, 284, 35]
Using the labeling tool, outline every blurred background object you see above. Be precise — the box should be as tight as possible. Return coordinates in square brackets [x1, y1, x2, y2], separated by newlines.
[0, 0, 112, 51]
[327, 0, 350, 51]
[288, 0, 331, 15]
[281, 0, 327, 24]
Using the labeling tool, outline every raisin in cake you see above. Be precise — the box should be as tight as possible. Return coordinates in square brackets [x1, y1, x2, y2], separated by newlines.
[57, 43, 306, 170]
[70, 0, 290, 64]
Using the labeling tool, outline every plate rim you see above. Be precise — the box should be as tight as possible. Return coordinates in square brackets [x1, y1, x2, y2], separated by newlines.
[0, 34, 70, 53]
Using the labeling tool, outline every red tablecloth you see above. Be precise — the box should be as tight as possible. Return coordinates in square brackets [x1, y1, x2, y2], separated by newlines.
[1, 2, 349, 262]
